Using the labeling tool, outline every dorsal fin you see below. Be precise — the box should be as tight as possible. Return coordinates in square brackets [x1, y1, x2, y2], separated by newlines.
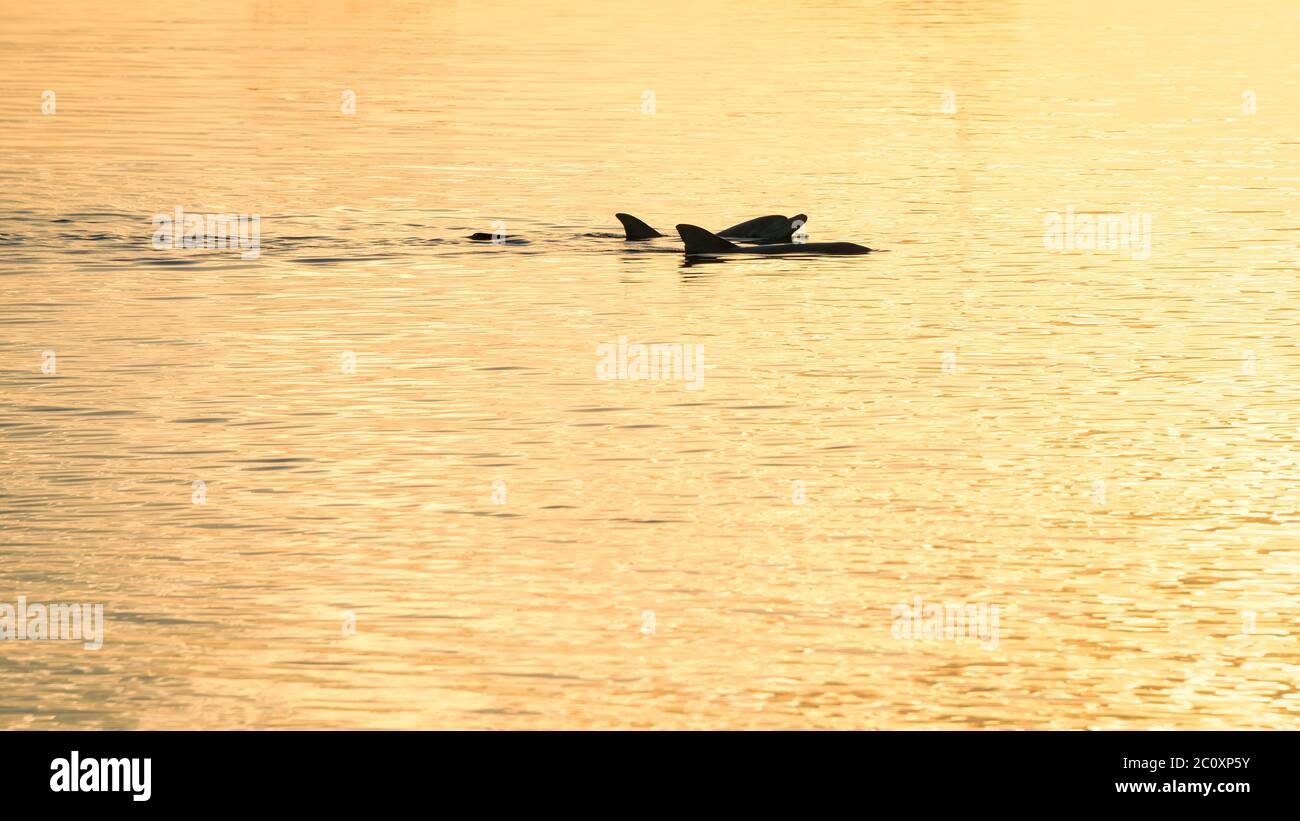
[615, 213, 663, 240]
[676, 224, 740, 255]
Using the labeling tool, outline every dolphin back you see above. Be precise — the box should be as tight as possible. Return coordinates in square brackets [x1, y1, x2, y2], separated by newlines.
[719, 214, 806, 243]
[615, 213, 664, 240]
[746, 241, 872, 255]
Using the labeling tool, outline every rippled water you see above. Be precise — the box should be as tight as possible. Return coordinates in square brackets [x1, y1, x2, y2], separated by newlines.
[2, 1, 1298, 728]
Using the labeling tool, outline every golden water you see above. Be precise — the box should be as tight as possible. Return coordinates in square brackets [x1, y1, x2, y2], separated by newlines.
[1, 0, 1298, 728]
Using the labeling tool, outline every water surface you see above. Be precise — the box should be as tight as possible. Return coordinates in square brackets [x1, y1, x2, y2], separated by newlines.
[1, 0, 1298, 728]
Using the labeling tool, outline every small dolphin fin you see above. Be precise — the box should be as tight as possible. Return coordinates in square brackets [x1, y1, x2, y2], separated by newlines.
[615, 213, 663, 240]
[676, 224, 740, 255]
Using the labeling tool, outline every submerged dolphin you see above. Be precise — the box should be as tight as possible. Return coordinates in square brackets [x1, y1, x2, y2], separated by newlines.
[676, 224, 872, 256]
[466, 232, 529, 244]
[617, 213, 807, 244]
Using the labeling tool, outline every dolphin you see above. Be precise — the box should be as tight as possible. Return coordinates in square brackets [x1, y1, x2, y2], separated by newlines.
[676, 224, 872, 256]
[617, 213, 807, 244]
[466, 232, 529, 244]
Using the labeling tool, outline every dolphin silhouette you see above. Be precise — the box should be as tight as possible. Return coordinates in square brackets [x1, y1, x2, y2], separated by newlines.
[676, 224, 872, 256]
[617, 213, 807, 244]
[466, 232, 529, 244]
